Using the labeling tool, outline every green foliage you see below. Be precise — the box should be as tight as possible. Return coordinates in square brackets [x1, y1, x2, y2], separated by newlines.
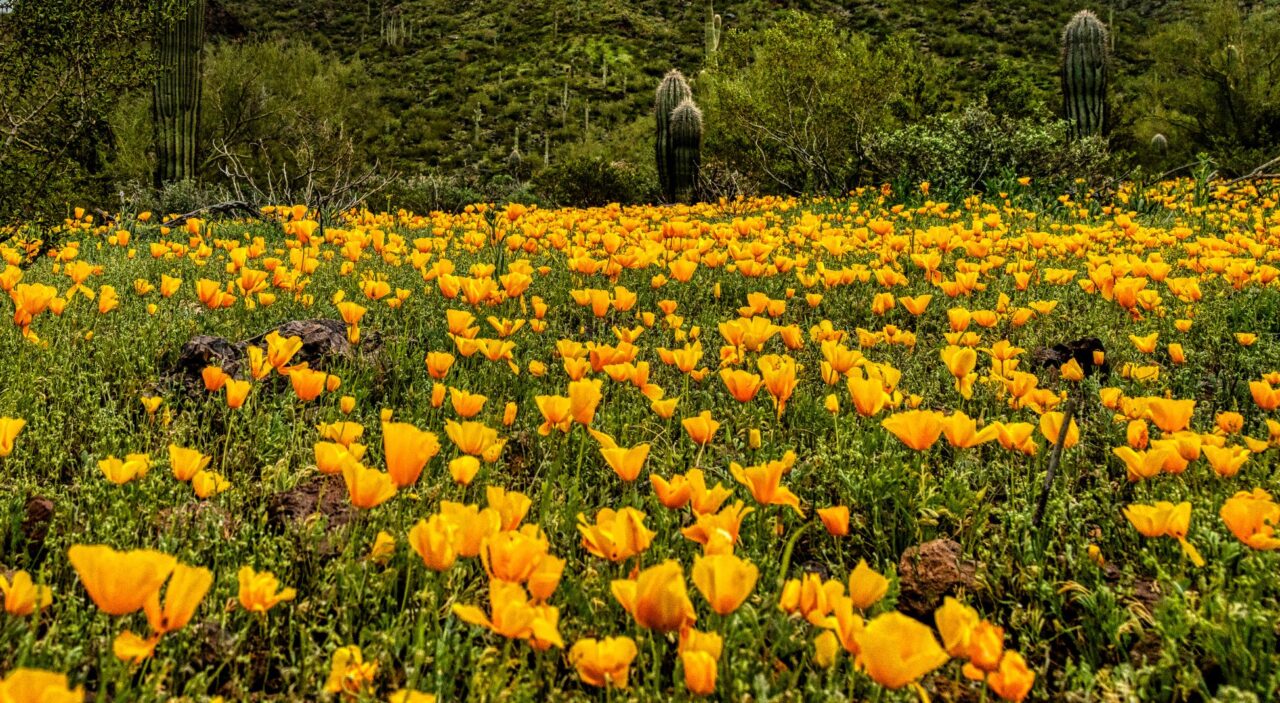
[220, 0, 730, 182]
[200, 40, 387, 202]
[867, 104, 1116, 194]
[0, 0, 186, 222]
[983, 57, 1052, 121]
[1130, 0, 1280, 175]
[880, 35, 955, 125]
[118, 178, 232, 217]
[1061, 10, 1110, 140]
[704, 13, 942, 194]
[534, 121, 658, 206]
[152, 0, 206, 186]
[381, 173, 540, 215]
[213, 0, 1188, 188]
[17, 0, 1280, 212]
[112, 40, 388, 207]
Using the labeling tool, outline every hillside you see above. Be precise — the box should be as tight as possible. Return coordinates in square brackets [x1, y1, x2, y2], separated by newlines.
[218, 0, 1191, 179]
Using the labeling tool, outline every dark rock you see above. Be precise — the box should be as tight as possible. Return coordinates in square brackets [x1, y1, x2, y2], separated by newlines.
[1129, 629, 1163, 667]
[21, 495, 53, 543]
[266, 474, 352, 531]
[794, 560, 832, 581]
[20, 495, 54, 557]
[241, 319, 354, 370]
[897, 538, 978, 616]
[174, 334, 242, 388]
[1032, 337, 1109, 378]
[192, 619, 236, 668]
[1130, 578, 1162, 615]
[266, 474, 353, 562]
[170, 319, 380, 392]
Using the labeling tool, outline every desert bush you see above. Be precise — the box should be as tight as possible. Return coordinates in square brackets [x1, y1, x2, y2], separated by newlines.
[534, 149, 655, 207]
[110, 39, 390, 211]
[115, 178, 234, 218]
[868, 104, 1116, 194]
[703, 12, 949, 195]
[534, 118, 659, 206]
[381, 173, 541, 214]
[982, 57, 1053, 122]
[381, 174, 484, 215]
[1130, 0, 1280, 175]
[0, 0, 175, 222]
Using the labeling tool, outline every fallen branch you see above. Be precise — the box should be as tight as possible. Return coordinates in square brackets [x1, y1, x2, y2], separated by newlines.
[1151, 159, 1202, 183]
[160, 201, 258, 228]
[1228, 173, 1280, 183]
[1227, 154, 1280, 185]
[1033, 392, 1080, 527]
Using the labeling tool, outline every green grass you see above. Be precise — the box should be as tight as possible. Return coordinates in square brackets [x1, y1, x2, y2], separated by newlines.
[1, 180, 1279, 701]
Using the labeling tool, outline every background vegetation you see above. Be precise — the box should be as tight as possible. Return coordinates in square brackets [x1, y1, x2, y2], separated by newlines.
[2, 0, 1279, 218]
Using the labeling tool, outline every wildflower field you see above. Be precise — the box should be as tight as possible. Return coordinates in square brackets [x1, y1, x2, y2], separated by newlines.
[3, 180, 1280, 702]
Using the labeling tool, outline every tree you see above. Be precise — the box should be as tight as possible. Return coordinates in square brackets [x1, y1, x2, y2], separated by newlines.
[197, 41, 390, 212]
[109, 40, 392, 212]
[704, 12, 944, 194]
[1132, 0, 1280, 174]
[0, 0, 183, 220]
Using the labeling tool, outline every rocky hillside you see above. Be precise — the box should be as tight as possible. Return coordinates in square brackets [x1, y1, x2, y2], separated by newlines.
[218, 0, 1189, 176]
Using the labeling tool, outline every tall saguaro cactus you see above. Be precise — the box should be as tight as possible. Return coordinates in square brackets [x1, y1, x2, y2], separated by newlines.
[705, 0, 722, 68]
[670, 98, 703, 203]
[1060, 9, 1109, 140]
[655, 70, 693, 202]
[152, 0, 206, 186]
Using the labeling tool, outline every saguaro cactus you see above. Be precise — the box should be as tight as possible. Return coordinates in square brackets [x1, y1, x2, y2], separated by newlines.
[152, 0, 206, 186]
[655, 70, 693, 202]
[1060, 9, 1109, 140]
[705, 0, 722, 68]
[670, 98, 703, 203]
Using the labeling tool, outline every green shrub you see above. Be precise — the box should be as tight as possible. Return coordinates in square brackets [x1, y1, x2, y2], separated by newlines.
[1130, 0, 1280, 175]
[381, 174, 485, 215]
[0, 0, 162, 222]
[867, 104, 1116, 194]
[116, 178, 233, 218]
[982, 57, 1052, 121]
[533, 117, 658, 206]
[110, 39, 389, 207]
[704, 13, 949, 195]
[533, 149, 655, 207]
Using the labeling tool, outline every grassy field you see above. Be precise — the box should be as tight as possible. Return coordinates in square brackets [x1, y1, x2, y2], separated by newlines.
[2, 180, 1280, 701]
